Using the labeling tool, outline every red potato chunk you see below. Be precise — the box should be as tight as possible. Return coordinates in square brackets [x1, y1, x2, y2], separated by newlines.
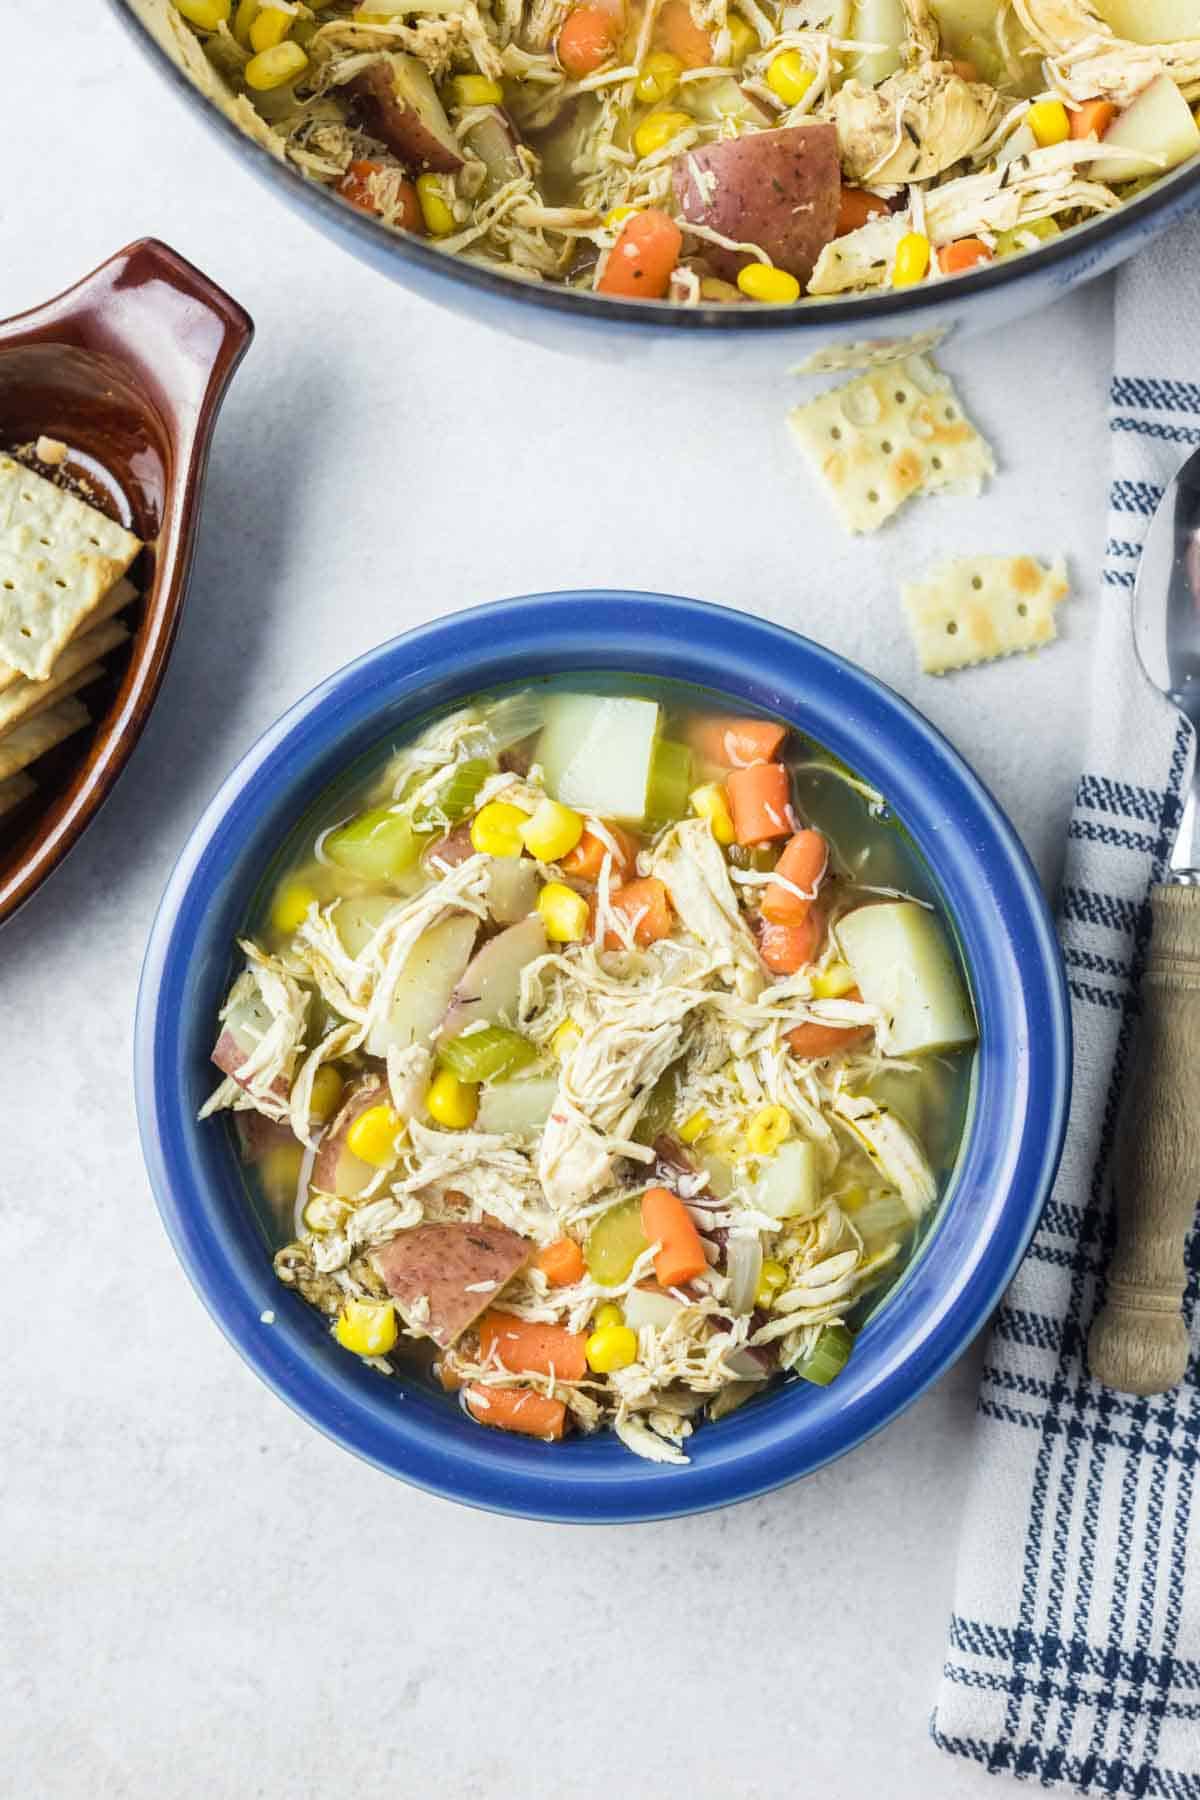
[373, 1221, 533, 1347]
[672, 123, 841, 283]
[312, 1077, 390, 1200]
[346, 54, 465, 173]
[211, 995, 290, 1102]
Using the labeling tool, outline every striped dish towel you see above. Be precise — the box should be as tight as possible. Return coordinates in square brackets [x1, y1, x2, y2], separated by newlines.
[931, 220, 1200, 1795]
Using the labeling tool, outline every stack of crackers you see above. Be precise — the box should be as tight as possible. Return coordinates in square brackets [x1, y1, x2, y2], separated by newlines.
[0, 449, 143, 823]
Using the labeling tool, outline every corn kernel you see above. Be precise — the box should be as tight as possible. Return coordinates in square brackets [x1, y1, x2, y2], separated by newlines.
[244, 41, 308, 87]
[446, 73, 504, 107]
[605, 204, 640, 228]
[585, 1322, 639, 1373]
[249, 4, 293, 50]
[594, 1302, 625, 1330]
[737, 262, 801, 304]
[755, 1258, 788, 1305]
[689, 781, 736, 844]
[636, 50, 682, 104]
[1027, 98, 1070, 147]
[309, 1065, 345, 1125]
[271, 879, 318, 936]
[346, 1103, 406, 1167]
[745, 1103, 792, 1157]
[470, 800, 527, 857]
[811, 960, 856, 999]
[233, 0, 259, 43]
[426, 1068, 478, 1130]
[520, 797, 584, 863]
[891, 231, 930, 287]
[766, 49, 814, 106]
[335, 1299, 398, 1357]
[679, 1108, 711, 1145]
[537, 881, 590, 943]
[551, 1018, 583, 1060]
[175, 0, 232, 26]
[725, 14, 757, 61]
[633, 110, 692, 157]
[416, 171, 456, 236]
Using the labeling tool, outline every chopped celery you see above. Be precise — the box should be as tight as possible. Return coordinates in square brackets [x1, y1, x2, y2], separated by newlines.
[412, 758, 490, 829]
[727, 843, 775, 872]
[632, 1065, 679, 1145]
[792, 1323, 853, 1387]
[324, 807, 422, 880]
[439, 1024, 537, 1083]
[585, 1196, 650, 1286]
[645, 739, 693, 827]
[993, 217, 1060, 259]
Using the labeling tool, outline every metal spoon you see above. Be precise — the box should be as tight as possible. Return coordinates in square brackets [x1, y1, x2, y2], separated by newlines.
[1087, 448, 1200, 1395]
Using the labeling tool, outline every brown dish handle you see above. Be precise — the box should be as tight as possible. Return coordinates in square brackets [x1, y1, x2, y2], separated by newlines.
[1087, 884, 1199, 1394]
[0, 237, 252, 450]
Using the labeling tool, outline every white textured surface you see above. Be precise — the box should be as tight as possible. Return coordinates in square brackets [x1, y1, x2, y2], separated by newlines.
[2, 7, 1118, 1797]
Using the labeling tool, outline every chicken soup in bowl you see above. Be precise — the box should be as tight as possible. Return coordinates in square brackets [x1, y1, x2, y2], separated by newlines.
[136, 592, 1067, 1519]
[204, 675, 976, 1464]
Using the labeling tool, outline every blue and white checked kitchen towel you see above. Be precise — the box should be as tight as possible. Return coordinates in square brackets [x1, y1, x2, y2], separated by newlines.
[931, 220, 1200, 1795]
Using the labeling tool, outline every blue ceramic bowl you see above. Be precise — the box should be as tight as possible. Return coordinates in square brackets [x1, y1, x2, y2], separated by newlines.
[113, 0, 1200, 372]
[135, 591, 1070, 1522]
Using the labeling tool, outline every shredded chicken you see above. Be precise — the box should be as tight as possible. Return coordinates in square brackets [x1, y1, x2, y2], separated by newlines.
[203, 686, 974, 1463]
[829, 64, 1005, 185]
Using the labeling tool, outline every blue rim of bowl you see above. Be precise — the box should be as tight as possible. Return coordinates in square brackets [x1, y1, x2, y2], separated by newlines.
[134, 591, 1070, 1522]
[110, 0, 1200, 334]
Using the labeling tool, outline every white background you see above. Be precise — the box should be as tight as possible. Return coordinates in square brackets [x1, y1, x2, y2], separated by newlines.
[2, 7, 1117, 1796]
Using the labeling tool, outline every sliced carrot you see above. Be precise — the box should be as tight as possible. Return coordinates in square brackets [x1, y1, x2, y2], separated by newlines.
[655, 0, 712, 66]
[786, 1018, 871, 1058]
[605, 876, 673, 947]
[641, 1185, 708, 1288]
[534, 1237, 586, 1287]
[465, 1384, 567, 1440]
[836, 185, 890, 237]
[392, 178, 424, 235]
[690, 715, 788, 768]
[596, 209, 682, 300]
[437, 1357, 466, 1392]
[726, 762, 792, 846]
[761, 829, 828, 925]
[950, 57, 978, 81]
[478, 1311, 588, 1381]
[561, 822, 638, 880]
[758, 913, 822, 976]
[557, 5, 619, 76]
[937, 237, 993, 275]
[1069, 98, 1117, 141]
[339, 160, 381, 213]
[338, 162, 422, 233]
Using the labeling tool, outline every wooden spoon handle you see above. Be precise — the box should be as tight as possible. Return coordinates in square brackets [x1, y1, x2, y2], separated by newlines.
[1088, 884, 1199, 1395]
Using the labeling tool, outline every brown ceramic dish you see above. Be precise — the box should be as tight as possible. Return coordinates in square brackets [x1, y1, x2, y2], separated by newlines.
[0, 238, 252, 926]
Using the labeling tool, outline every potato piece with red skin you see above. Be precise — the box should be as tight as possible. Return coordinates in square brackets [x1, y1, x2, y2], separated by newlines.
[346, 55, 464, 173]
[312, 1077, 391, 1200]
[373, 1222, 533, 1347]
[673, 124, 841, 283]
